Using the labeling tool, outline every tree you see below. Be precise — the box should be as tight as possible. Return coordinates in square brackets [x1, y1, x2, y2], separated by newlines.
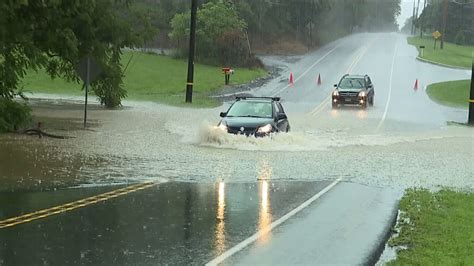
[135, 0, 402, 54]
[417, 0, 474, 45]
[169, 1, 248, 65]
[0, 0, 153, 108]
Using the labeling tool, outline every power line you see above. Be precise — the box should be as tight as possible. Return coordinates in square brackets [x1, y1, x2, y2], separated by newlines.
[448, 0, 474, 5]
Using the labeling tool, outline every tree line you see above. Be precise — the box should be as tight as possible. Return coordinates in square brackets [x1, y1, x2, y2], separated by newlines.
[145, 0, 401, 65]
[422, 0, 474, 45]
[406, 0, 474, 45]
[0, 0, 401, 132]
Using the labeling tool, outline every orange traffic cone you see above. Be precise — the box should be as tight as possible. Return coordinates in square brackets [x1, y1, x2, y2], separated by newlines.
[414, 79, 419, 91]
[289, 72, 294, 85]
[317, 74, 322, 86]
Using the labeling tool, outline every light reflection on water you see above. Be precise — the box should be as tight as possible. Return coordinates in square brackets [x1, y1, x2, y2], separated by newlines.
[357, 110, 368, 119]
[214, 181, 226, 253]
[212, 160, 274, 253]
[258, 180, 272, 245]
[257, 160, 273, 244]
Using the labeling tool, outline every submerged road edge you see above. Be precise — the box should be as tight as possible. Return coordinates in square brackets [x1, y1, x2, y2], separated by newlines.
[367, 196, 401, 265]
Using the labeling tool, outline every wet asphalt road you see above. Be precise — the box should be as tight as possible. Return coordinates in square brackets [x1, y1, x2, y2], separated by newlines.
[1, 181, 336, 265]
[0, 32, 473, 265]
[0, 181, 401, 265]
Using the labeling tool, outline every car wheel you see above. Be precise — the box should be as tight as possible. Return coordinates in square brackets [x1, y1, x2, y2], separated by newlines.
[370, 96, 374, 106]
[286, 125, 290, 132]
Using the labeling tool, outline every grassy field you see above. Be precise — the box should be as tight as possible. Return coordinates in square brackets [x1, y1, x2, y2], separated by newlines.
[407, 36, 474, 68]
[426, 80, 470, 108]
[388, 189, 474, 265]
[21, 51, 267, 107]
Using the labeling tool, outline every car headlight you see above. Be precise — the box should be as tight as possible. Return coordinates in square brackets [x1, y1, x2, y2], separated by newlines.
[257, 124, 273, 133]
[359, 91, 366, 97]
[217, 122, 227, 132]
[332, 90, 339, 97]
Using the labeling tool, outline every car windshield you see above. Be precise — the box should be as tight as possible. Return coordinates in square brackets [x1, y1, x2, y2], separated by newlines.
[339, 78, 365, 89]
[227, 101, 273, 118]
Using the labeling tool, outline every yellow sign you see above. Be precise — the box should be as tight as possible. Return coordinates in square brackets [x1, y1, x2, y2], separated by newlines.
[432, 31, 442, 39]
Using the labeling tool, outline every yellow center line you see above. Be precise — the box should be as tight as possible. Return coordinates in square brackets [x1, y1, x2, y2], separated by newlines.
[308, 37, 377, 117]
[0, 182, 157, 229]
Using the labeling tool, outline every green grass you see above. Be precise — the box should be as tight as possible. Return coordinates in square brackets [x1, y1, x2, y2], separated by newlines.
[426, 80, 470, 108]
[21, 51, 267, 108]
[407, 36, 474, 68]
[388, 189, 474, 265]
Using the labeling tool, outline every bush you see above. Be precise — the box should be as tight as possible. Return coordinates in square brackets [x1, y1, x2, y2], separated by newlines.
[454, 31, 466, 45]
[0, 99, 32, 133]
[169, 1, 248, 66]
[91, 49, 127, 108]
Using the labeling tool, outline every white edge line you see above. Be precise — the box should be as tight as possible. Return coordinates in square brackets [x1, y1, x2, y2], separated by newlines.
[310, 99, 330, 116]
[205, 178, 342, 266]
[377, 40, 399, 131]
[272, 44, 340, 96]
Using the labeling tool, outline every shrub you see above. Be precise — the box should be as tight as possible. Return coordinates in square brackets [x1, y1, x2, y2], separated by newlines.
[0, 99, 32, 133]
[169, 1, 248, 66]
[454, 31, 466, 45]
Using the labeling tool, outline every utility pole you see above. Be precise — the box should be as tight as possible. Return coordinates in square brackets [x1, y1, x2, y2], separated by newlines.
[420, 0, 427, 38]
[468, 60, 474, 125]
[84, 57, 90, 128]
[374, 0, 378, 31]
[411, 0, 416, 34]
[185, 0, 198, 103]
[441, 0, 448, 49]
[415, 0, 421, 36]
[416, 0, 421, 22]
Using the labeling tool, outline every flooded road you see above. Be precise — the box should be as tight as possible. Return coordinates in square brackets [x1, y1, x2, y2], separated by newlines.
[2, 33, 471, 192]
[1, 97, 472, 191]
[0, 33, 474, 190]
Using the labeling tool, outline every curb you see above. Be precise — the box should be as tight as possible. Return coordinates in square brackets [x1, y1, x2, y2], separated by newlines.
[416, 56, 470, 70]
[367, 198, 401, 265]
[447, 121, 474, 127]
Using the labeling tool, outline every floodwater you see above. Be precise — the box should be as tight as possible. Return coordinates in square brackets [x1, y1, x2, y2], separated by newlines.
[1, 33, 473, 192]
[1, 95, 472, 192]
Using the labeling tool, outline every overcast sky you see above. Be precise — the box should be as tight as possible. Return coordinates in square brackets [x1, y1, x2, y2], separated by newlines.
[398, 0, 415, 29]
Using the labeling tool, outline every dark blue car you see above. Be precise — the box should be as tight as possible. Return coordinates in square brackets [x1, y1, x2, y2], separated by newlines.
[217, 97, 290, 137]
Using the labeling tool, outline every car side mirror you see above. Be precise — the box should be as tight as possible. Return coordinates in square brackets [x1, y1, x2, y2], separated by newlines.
[220, 112, 227, 117]
[368, 84, 373, 89]
[333, 84, 338, 87]
[277, 113, 287, 120]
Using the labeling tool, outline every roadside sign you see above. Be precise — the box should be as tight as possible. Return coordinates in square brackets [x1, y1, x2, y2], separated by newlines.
[74, 57, 102, 83]
[432, 31, 442, 40]
[74, 56, 103, 129]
